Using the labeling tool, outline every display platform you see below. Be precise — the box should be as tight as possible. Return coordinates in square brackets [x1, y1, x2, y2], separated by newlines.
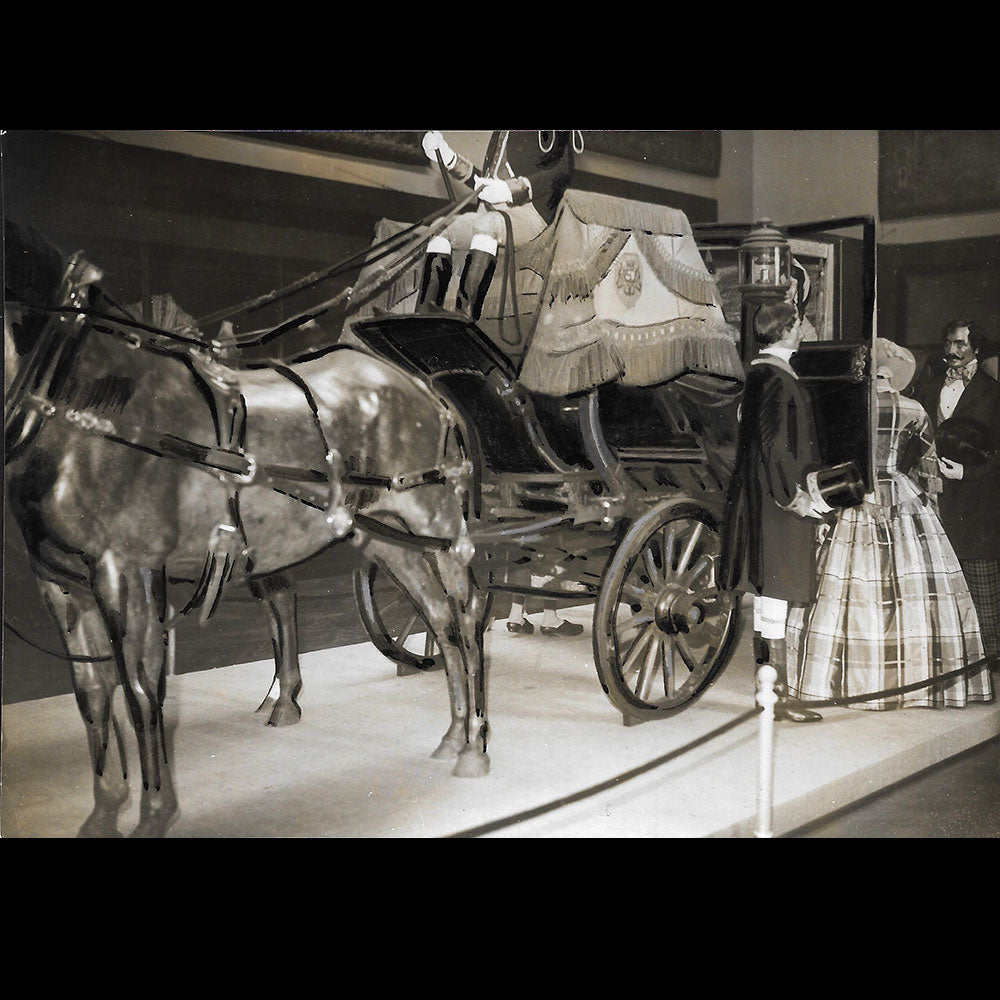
[3, 596, 998, 838]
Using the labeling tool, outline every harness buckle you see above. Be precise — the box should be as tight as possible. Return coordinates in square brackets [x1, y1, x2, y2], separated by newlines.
[233, 454, 257, 486]
[324, 448, 354, 538]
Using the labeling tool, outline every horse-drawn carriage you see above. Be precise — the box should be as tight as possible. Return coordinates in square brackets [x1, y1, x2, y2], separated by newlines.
[344, 191, 877, 724]
[3, 171, 876, 835]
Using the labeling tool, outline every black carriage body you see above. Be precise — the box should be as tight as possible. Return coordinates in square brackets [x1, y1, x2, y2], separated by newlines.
[349, 204, 877, 723]
[350, 312, 737, 539]
[350, 308, 745, 720]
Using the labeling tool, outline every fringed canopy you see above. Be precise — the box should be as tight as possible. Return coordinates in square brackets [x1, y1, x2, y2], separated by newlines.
[558, 189, 695, 236]
[519, 189, 742, 396]
[520, 317, 743, 398]
[339, 190, 742, 396]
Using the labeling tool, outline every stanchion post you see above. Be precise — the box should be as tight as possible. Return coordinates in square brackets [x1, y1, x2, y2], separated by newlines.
[755, 664, 778, 839]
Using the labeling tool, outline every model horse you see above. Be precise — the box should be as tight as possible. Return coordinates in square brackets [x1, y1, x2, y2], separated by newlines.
[4, 220, 492, 838]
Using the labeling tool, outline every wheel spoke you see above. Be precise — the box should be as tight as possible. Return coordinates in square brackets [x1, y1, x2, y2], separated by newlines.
[689, 611, 728, 650]
[690, 585, 723, 603]
[642, 546, 661, 588]
[662, 639, 675, 697]
[636, 636, 661, 701]
[621, 581, 651, 604]
[675, 521, 703, 577]
[424, 632, 437, 658]
[376, 593, 407, 615]
[683, 554, 714, 588]
[395, 612, 421, 644]
[662, 524, 678, 574]
[621, 624, 655, 682]
[618, 608, 654, 634]
[675, 632, 705, 673]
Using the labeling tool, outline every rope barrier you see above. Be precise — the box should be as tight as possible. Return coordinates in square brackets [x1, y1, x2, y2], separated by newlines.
[785, 654, 992, 710]
[443, 652, 995, 838]
[445, 707, 760, 838]
[2, 619, 112, 662]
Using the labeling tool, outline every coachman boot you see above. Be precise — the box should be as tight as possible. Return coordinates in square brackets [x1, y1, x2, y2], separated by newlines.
[456, 249, 497, 321]
[417, 252, 453, 313]
[768, 637, 823, 723]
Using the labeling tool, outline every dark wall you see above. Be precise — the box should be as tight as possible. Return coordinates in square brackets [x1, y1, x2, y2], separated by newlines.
[3, 130, 448, 351]
[877, 234, 1000, 379]
[3, 132, 717, 360]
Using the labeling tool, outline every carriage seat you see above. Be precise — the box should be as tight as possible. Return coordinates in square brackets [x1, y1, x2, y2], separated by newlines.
[349, 314, 573, 474]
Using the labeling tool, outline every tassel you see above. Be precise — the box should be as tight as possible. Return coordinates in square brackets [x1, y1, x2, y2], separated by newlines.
[562, 190, 693, 237]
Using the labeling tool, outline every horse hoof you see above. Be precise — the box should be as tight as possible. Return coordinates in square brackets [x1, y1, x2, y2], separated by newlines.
[431, 736, 463, 760]
[266, 702, 302, 727]
[452, 748, 490, 778]
[77, 816, 123, 839]
[129, 809, 179, 839]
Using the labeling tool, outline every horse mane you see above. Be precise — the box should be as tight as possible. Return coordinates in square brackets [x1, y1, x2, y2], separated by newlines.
[4, 219, 67, 309]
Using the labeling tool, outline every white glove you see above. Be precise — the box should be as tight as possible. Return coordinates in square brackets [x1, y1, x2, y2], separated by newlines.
[474, 175, 514, 206]
[782, 483, 831, 520]
[939, 457, 964, 480]
[422, 130, 456, 168]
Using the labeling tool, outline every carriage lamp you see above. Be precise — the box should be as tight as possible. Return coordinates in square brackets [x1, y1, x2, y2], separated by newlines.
[738, 219, 792, 302]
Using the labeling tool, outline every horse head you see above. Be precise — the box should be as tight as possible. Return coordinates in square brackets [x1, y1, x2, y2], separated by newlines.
[4, 219, 103, 462]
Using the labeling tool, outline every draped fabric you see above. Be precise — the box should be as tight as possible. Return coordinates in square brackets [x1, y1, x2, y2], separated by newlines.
[518, 189, 741, 397]
[338, 217, 541, 357]
[338, 190, 742, 391]
[338, 218, 423, 343]
[786, 385, 994, 710]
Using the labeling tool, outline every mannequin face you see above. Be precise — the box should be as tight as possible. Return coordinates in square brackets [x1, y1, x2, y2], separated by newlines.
[780, 314, 804, 350]
[944, 326, 977, 370]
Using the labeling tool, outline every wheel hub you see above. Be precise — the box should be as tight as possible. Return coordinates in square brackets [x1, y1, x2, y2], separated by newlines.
[654, 584, 705, 635]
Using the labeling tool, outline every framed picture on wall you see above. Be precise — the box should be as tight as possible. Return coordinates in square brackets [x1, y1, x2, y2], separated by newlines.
[698, 236, 837, 342]
[788, 237, 835, 343]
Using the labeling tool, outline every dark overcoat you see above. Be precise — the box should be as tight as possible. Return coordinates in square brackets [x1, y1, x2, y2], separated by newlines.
[911, 364, 1000, 559]
[720, 354, 825, 603]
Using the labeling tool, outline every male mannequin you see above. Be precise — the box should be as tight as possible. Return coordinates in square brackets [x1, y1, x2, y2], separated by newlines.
[911, 320, 1000, 666]
[721, 301, 839, 721]
[417, 130, 578, 320]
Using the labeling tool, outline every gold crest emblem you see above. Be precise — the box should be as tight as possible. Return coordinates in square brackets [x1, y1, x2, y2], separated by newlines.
[615, 252, 642, 302]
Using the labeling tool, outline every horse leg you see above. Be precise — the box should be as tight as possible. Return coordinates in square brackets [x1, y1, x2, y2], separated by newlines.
[366, 546, 471, 761]
[38, 580, 129, 838]
[89, 555, 178, 838]
[378, 545, 492, 776]
[248, 573, 303, 727]
[437, 561, 492, 779]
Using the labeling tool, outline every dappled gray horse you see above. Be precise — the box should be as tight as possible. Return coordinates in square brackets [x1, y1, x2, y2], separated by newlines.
[4, 220, 492, 838]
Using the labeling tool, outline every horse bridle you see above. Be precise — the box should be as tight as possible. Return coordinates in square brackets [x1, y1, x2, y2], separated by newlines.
[4, 252, 104, 452]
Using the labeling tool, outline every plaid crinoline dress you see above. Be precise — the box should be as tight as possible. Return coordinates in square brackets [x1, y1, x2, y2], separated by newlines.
[787, 383, 995, 710]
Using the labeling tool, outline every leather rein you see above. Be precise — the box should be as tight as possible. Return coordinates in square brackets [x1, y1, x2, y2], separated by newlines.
[10, 300, 469, 521]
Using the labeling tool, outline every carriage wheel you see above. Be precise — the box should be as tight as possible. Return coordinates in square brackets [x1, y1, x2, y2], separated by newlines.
[593, 500, 741, 723]
[354, 563, 442, 675]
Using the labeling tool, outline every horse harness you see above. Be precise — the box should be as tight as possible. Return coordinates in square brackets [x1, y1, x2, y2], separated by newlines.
[7, 265, 471, 624]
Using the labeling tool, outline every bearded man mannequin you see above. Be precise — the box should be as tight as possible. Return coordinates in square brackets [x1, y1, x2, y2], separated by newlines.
[911, 319, 1000, 667]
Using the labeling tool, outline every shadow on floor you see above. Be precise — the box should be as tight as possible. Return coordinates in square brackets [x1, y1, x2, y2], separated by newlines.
[784, 734, 1000, 838]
